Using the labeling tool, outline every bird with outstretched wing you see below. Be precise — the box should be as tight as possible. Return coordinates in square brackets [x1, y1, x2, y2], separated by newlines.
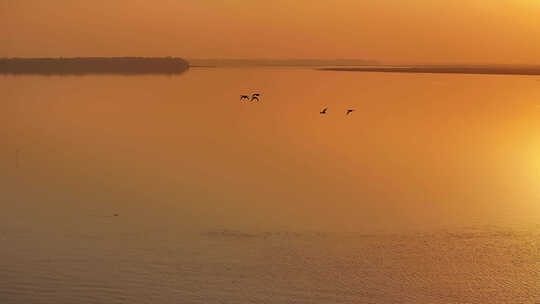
[251, 93, 260, 102]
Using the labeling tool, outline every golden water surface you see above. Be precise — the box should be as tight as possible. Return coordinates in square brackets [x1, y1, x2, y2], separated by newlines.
[1, 68, 539, 303]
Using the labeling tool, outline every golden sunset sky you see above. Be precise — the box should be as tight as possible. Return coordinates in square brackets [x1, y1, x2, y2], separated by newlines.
[1, 0, 539, 64]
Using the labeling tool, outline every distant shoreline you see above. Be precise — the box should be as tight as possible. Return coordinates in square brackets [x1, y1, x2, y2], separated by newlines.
[188, 58, 379, 68]
[0, 57, 189, 75]
[318, 65, 540, 76]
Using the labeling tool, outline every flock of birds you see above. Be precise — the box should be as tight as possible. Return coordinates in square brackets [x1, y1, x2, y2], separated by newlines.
[240, 93, 261, 102]
[241, 93, 355, 115]
[320, 107, 355, 115]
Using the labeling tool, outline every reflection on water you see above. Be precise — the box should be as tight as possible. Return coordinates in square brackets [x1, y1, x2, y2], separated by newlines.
[1, 69, 540, 303]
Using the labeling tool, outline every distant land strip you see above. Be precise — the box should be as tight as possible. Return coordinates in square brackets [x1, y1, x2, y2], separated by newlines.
[0, 57, 189, 75]
[318, 65, 540, 76]
[188, 58, 379, 67]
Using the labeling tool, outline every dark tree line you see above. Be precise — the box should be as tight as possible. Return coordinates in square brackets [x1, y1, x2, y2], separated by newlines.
[0, 57, 190, 75]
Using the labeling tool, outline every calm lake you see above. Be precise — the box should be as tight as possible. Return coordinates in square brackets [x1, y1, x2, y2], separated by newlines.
[1, 68, 539, 303]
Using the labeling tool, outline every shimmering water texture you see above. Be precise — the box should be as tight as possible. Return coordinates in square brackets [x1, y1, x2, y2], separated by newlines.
[1, 68, 540, 303]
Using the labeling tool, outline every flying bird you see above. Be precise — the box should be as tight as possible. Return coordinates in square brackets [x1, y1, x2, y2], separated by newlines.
[346, 109, 355, 115]
[320, 107, 328, 114]
[240, 95, 250, 101]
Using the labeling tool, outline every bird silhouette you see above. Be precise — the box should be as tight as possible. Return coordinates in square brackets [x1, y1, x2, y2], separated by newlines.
[320, 107, 328, 114]
[240, 95, 249, 101]
[346, 109, 355, 115]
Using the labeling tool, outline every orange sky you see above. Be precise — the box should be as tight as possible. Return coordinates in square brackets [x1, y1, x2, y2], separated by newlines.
[1, 0, 540, 64]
